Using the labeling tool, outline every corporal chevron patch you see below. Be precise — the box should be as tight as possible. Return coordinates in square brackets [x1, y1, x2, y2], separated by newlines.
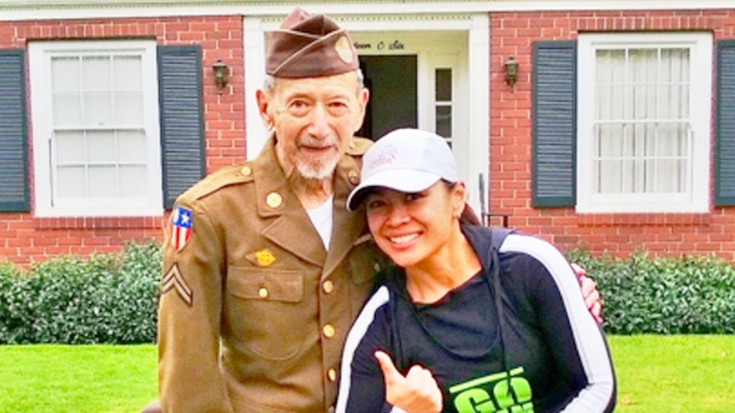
[161, 263, 193, 307]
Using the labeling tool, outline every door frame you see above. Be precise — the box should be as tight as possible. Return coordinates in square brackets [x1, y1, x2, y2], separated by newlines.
[244, 13, 490, 215]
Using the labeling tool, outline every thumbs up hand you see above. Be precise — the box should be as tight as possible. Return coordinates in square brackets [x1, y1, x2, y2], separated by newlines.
[375, 350, 443, 413]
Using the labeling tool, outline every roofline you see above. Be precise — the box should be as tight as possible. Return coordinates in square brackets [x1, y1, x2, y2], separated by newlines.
[0, 0, 733, 21]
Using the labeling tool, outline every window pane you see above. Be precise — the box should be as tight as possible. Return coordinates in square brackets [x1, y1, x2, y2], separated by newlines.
[86, 131, 117, 163]
[435, 69, 452, 102]
[57, 166, 86, 198]
[595, 124, 624, 193]
[659, 48, 690, 119]
[595, 50, 625, 121]
[82, 56, 111, 91]
[596, 124, 624, 158]
[115, 92, 144, 124]
[87, 165, 116, 197]
[657, 123, 688, 157]
[597, 160, 622, 193]
[118, 130, 147, 163]
[435, 106, 452, 138]
[655, 159, 686, 192]
[119, 165, 147, 197]
[84, 92, 113, 125]
[114, 55, 143, 91]
[51, 57, 80, 92]
[55, 131, 85, 164]
[626, 49, 656, 120]
[52, 93, 82, 126]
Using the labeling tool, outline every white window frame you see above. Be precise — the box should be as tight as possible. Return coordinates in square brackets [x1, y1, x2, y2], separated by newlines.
[577, 32, 711, 213]
[29, 39, 163, 217]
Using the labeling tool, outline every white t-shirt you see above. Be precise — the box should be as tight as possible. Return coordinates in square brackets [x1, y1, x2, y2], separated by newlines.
[306, 195, 333, 250]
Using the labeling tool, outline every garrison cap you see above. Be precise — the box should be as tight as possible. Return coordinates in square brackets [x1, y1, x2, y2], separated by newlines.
[266, 7, 359, 78]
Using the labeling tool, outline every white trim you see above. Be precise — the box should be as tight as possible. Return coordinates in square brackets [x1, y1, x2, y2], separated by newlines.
[29, 39, 163, 217]
[576, 32, 712, 213]
[468, 13, 490, 218]
[244, 16, 268, 159]
[0, 1, 734, 21]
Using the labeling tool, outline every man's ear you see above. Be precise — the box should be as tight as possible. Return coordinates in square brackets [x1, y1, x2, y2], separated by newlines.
[354, 87, 370, 133]
[256, 89, 273, 128]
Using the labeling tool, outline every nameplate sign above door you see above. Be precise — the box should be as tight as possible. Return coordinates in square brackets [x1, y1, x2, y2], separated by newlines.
[354, 39, 406, 51]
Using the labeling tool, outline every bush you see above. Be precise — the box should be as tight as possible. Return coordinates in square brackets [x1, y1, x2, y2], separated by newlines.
[566, 250, 735, 334]
[0, 242, 161, 344]
[1, 242, 733, 342]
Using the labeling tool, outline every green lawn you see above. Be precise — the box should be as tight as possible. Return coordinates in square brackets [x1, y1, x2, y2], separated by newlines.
[0, 335, 733, 412]
[0, 345, 157, 413]
[609, 335, 734, 412]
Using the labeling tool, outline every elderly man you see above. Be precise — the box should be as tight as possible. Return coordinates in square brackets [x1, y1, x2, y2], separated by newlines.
[156, 8, 601, 413]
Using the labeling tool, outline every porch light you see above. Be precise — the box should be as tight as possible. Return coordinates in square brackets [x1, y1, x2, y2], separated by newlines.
[504, 56, 519, 90]
[213, 60, 229, 93]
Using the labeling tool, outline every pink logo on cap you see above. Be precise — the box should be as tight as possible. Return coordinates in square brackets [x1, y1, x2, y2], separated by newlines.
[368, 145, 397, 170]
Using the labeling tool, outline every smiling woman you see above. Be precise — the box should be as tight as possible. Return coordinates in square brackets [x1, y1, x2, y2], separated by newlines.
[338, 128, 616, 413]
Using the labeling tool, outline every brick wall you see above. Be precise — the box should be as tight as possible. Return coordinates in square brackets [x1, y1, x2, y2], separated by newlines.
[490, 9, 735, 261]
[2, 9, 734, 266]
[0, 16, 245, 266]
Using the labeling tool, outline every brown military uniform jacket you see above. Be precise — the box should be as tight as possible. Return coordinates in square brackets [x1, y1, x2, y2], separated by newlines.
[158, 136, 386, 413]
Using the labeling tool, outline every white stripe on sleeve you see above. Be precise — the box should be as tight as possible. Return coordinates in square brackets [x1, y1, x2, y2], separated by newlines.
[335, 286, 391, 413]
[501, 234, 615, 412]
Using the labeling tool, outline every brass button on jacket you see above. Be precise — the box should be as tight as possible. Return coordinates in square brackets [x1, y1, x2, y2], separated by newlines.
[258, 287, 269, 298]
[266, 192, 283, 208]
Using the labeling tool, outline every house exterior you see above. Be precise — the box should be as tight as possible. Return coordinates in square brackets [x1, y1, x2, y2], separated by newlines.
[0, 0, 734, 266]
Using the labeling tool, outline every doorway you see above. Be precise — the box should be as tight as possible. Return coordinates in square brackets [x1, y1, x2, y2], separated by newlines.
[357, 55, 417, 140]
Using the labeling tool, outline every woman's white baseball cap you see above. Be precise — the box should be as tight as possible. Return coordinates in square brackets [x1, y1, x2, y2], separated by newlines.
[347, 128, 458, 211]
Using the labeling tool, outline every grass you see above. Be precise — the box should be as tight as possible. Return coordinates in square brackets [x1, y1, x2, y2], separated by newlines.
[609, 335, 734, 412]
[0, 335, 733, 412]
[0, 345, 157, 413]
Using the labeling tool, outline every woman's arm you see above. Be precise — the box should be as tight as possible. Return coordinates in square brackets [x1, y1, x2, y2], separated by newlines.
[336, 287, 394, 413]
[501, 234, 616, 413]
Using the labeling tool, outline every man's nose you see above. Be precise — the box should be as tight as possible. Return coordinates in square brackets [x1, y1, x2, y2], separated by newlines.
[308, 103, 330, 136]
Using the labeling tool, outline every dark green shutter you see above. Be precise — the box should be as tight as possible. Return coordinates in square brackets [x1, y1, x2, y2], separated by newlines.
[716, 40, 735, 206]
[0, 50, 29, 212]
[532, 41, 577, 207]
[158, 45, 205, 209]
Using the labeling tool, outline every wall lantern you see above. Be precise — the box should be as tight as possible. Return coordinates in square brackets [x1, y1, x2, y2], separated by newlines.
[213, 60, 229, 93]
[504, 56, 519, 90]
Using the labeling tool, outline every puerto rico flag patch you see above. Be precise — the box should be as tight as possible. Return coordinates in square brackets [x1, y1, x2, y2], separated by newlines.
[171, 206, 193, 251]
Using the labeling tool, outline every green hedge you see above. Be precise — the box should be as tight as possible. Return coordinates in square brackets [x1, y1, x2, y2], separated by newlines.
[0, 243, 161, 344]
[0, 243, 733, 343]
[566, 250, 735, 334]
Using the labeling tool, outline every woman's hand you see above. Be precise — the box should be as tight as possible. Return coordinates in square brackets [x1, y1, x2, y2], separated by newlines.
[571, 263, 603, 324]
[375, 350, 442, 413]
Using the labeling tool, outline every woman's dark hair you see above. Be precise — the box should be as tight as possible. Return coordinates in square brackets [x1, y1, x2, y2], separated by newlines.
[460, 204, 482, 225]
